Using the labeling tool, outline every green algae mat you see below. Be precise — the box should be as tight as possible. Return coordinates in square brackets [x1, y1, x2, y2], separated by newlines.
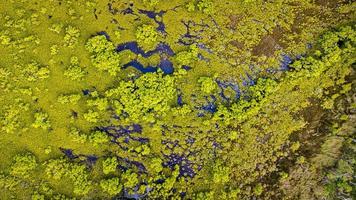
[0, 0, 355, 199]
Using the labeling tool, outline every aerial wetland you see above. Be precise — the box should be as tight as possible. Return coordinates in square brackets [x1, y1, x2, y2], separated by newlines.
[0, 0, 355, 199]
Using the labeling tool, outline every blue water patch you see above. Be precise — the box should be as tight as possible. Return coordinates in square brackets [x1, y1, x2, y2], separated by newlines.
[197, 53, 210, 62]
[155, 43, 175, 56]
[98, 124, 149, 147]
[85, 155, 98, 167]
[124, 186, 152, 200]
[186, 137, 195, 144]
[116, 42, 174, 58]
[122, 59, 174, 74]
[105, 32, 177, 75]
[158, 59, 174, 74]
[122, 7, 134, 15]
[197, 112, 205, 117]
[97, 31, 111, 41]
[197, 43, 213, 53]
[60, 148, 98, 167]
[82, 89, 90, 96]
[266, 54, 297, 73]
[126, 159, 147, 172]
[123, 60, 158, 73]
[138, 9, 166, 33]
[191, 94, 218, 117]
[201, 102, 217, 113]
[200, 95, 217, 113]
[108, 3, 134, 15]
[107, 4, 167, 33]
[163, 153, 196, 178]
[182, 65, 192, 71]
[178, 39, 195, 46]
[266, 68, 276, 73]
[156, 43, 174, 56]
[242, 73, 255, 87]
[280, 54, 292, 71]
[177, 93, 183, 106]
[115, 156, 147, 174]
[99, 124, 142, 134]
[178, 21, 214, 54]
[216, 80, 241, 100]
[116, 42, 146, 55]
[179, 20, 206, 45]
[60, 148, 78, 159]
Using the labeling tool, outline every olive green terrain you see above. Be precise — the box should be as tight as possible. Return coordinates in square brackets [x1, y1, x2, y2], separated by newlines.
[0, 0, 355, 199]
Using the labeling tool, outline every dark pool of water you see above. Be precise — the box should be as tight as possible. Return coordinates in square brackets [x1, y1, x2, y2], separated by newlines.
[122, 59, 174, 74]
[123, 60, 157, 73]
[163, 153, 196, 178]
[177, 93, 183, 106]
[86, 155, 98, 167]
[242, 73, 255, 87]
[217, 80, 241, 100]
[158, 59, 174, 74]
[280, 54, 292, 71]
[116, 42, 175, 74]
[124, 186, 151, 200]
[60, 148, 78, 159]
[95, 30, 177, 75]
[138, 9, 166, 33]
[97, 31, 111, 41]
[60, 148, 98, 167]
[199, 95, 217, 114]
[116, 42, 174, 57]
[266, 54, 298, 73]
[108, 5, 167, 34]
[182, 65, 192, 71]
[99, 124, 142, 134]
[201, 102, 217, 113]
[99, 124, 149, 148]
[82, 89, 90, 96]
